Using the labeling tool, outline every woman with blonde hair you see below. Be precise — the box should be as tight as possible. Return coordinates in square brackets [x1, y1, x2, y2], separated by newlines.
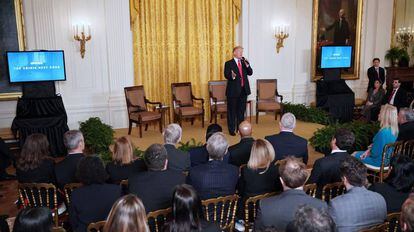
[104, 194, 149, 232]
[106, 136, 146, 183]
[353, 104, 399, 167]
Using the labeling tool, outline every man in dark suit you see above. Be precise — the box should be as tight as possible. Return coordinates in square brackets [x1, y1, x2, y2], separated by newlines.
[324, 9, 350, 45]
[163, 123, 190, 171]
[265, 113, 308, 164]
[329, 156, 386, 232]
[0, 137, 15, 181]
[397, 108, 414, 142]
[129, 143, 186, 213]
[55, 130, 84, 188]
[224, 46, 253, 136]
[255, 157, 327, 231]
[187, 132, 239, 200]
[383, 79, 408, 111]
[367, 58, 386, 92]
[189, 124, 223, 167]
[307, 128, 355, 197]
[229, 121, 254, 167]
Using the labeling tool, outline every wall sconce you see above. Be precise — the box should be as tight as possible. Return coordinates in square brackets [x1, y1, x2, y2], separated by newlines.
[73, 24, 91, 58]
[274, 25, 289, 53]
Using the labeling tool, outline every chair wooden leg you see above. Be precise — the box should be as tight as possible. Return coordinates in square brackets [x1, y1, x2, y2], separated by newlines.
[128, 121, 132, 135]
[159, 119, 162, 133]
[191, 118, 194, 125]
[145, 124, 148, 131]
[275, 111, 277, 120]
[210, 109, 213, 123]
[214, 112, 217, 124]
[178, 115, 182, 126]
[139, 124, 142, 138]
[202, 114, 204, 128]
[256, 110, 259, 124]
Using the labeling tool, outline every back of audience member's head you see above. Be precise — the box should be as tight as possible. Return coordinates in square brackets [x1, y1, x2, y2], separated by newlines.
[340, 156, 367, 188]
[17, 133, 51, 171]
[13, 207, 53, 232]
[206, 132, 228, 161]
[167, 184, 204, 232]
[402, 194, 414, 232]
[76, 155, 108, 185]
[399, 108, 414, 125]
[144, 143, 168, 171]
[238, 121, 252, 137]
[63, 130, 84, 153]
[280, 113, 296, 131]
[331, 128, 355, 152]
[287, 205, 336, 232]
[386, 154, 414, 193]
[163, 123, 182, 145]
[205, 124, 222, 142]
[379, 104, 399, 136]
[255, 226, 280, 232]
[279, 156, 309, 189]
[248, 139, 275, 172]
[112, 136, 134, 165]
[104, 194, 149, 232]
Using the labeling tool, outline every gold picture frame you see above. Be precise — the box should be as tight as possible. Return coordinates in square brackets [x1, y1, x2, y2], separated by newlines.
[311, 0, 363, 81]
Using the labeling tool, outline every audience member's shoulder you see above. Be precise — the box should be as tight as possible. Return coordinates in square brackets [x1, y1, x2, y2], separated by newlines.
[44, 158, 55, 166]
[264, 134, 277, 140]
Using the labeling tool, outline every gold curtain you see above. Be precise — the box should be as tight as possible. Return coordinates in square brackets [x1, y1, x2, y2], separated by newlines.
[130, 0, 241, 117]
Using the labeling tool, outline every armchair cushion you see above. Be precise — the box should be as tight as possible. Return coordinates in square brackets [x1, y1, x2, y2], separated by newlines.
[257, 101, 281, 111]
[211, 103, 227, 113]
[175, 106, 203, 116]
[130, 111, 162, 122]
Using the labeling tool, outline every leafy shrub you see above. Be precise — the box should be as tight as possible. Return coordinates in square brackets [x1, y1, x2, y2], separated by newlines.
[79, 117, 114, 159]
[178, 138, 203, 152]
[283, 103, 331, 125]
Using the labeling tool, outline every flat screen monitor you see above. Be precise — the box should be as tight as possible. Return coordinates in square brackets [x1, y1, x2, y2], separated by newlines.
[6, 50, 66, 83]
[321, 46, 352, 69]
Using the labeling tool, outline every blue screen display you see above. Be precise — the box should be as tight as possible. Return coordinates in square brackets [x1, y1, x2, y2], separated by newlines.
[321, 46, 352, 69]
[7, 51, 66, 83]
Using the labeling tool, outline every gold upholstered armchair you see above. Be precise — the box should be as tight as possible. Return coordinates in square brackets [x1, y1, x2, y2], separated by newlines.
[171, 82, 205, 127]
[256, 79, 283, 124]
[208, 80, 227, 124]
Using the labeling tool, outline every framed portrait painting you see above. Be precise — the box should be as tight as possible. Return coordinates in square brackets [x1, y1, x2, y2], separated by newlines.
[311, 0, 363, 81]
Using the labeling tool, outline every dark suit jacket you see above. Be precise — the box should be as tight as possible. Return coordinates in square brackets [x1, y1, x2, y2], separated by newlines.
[129, 170, 186, 213]
[228, 137, 254, 167]
[255, 189, 327, 231]
[55, 153, 83, 188]
[369, 182, 410, 213]
[187, 160, 239, 200]
[0, 137, 13, 176]
[17, 158, 56, 184]
[265, 132, 308, 164]
[383, 87, 408, 110]
[367, 66, 385, 92]
[224, 58, 253, 97]
[105, 159, 146, 183]
[189, 145, 209, 167]
[164, 144, 190, 171]
[69, 184, 122, 232]
[326, 17, 350, 45]
[238, 163, 282, 197]
[397, 121, 414, 141]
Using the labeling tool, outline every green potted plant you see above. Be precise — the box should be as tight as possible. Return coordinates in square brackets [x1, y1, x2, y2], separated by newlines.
[385, 47, 402, 67]
[398, 48, 410, 67]
[178, 138, 203, 152]
[79, 117, 114, 162]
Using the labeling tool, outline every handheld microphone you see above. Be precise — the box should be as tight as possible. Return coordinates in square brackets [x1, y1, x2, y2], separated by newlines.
[242, 57, 249, 65]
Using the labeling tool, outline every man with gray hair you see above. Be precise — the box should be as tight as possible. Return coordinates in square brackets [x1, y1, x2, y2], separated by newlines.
[55, 130, 85, 187]
[397, 107, 414, 141]
[265, 113, 309, 164]
[187, 132, 239, 199]
[163, 123, 190, 171]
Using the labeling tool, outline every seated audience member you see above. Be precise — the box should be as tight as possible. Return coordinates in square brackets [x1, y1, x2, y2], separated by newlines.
[265, 113, 308, 164]
[329, 156, 386, 232]
[164, 184, 221, 232]
[239, 139, 281, 197]
[401, 194, 414, 232]
[13, 207, 53, 232]
[55, 130, 84, 188]
[106, 137, 146, 183]
[286, 205, 336, 232]
[354, 104, 398, 167]
[16, 134, 56, 184]
[189, 124, 223, 167]
[0, 137, 15, 181]
[369, 154, 414, 213]
[163, 124, 190, 171]
[129, 144, 186, 213]
[104, 194, 149, 232]
[187, 132, 239, 200]
[229, 121, 255, 167]
[255, 157, 327, 231]
[362, 80, 385, 121]
[397, 107, 414, 141]
[383, 79, 408, 111]
[308, 128, 355, 196]
[69, 156, 122, 232]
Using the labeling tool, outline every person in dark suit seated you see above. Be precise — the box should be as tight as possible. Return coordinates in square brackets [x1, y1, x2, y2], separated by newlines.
[255, 157, 327, 231]
[362, 80, 385, 122]
[69, 156, 121, 232]
[307, 128, 355, 197]
[0, 137, 16, 181]
[397, 108, 414, 141]
[265, 113, 308, 164]
[229, 120, 254, 167]
[328, 156, 386, 232]
[13, 207, 54, 232]
[383, 79, 408, 111]
[187, 132, 239, 200]
[129, 144, 186, 213]
[55, 130, 84, 188]
[369, 154, 414, 213]
[163, 123, 190, 171]
[164, 184, 221, 232]
[189, 124, 223, 167]
[366, 58, 386, 92]
[401, 194, 414, 232]
[16, 133, 56, 184]
[286, 205, 336, 232]
[106, 136, 146, 184]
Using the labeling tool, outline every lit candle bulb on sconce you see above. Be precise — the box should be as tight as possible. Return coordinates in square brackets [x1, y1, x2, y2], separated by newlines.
[73, 23, 92, 58]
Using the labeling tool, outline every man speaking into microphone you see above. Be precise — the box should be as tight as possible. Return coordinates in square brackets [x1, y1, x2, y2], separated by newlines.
[224, 46, 253, 136]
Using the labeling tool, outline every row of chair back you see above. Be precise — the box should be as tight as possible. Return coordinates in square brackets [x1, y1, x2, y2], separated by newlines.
[360, 212, 401, 232]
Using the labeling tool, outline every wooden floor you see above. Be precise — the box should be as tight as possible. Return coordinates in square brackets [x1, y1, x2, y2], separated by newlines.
[0, 114, 324, 217]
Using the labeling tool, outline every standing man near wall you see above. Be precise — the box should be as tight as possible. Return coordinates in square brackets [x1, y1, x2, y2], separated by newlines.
[224, 46, 253, 136]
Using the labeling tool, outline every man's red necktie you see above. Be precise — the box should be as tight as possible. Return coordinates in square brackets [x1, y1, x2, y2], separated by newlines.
[388, 89, 396, 103]
[237, 60, 244, 87]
